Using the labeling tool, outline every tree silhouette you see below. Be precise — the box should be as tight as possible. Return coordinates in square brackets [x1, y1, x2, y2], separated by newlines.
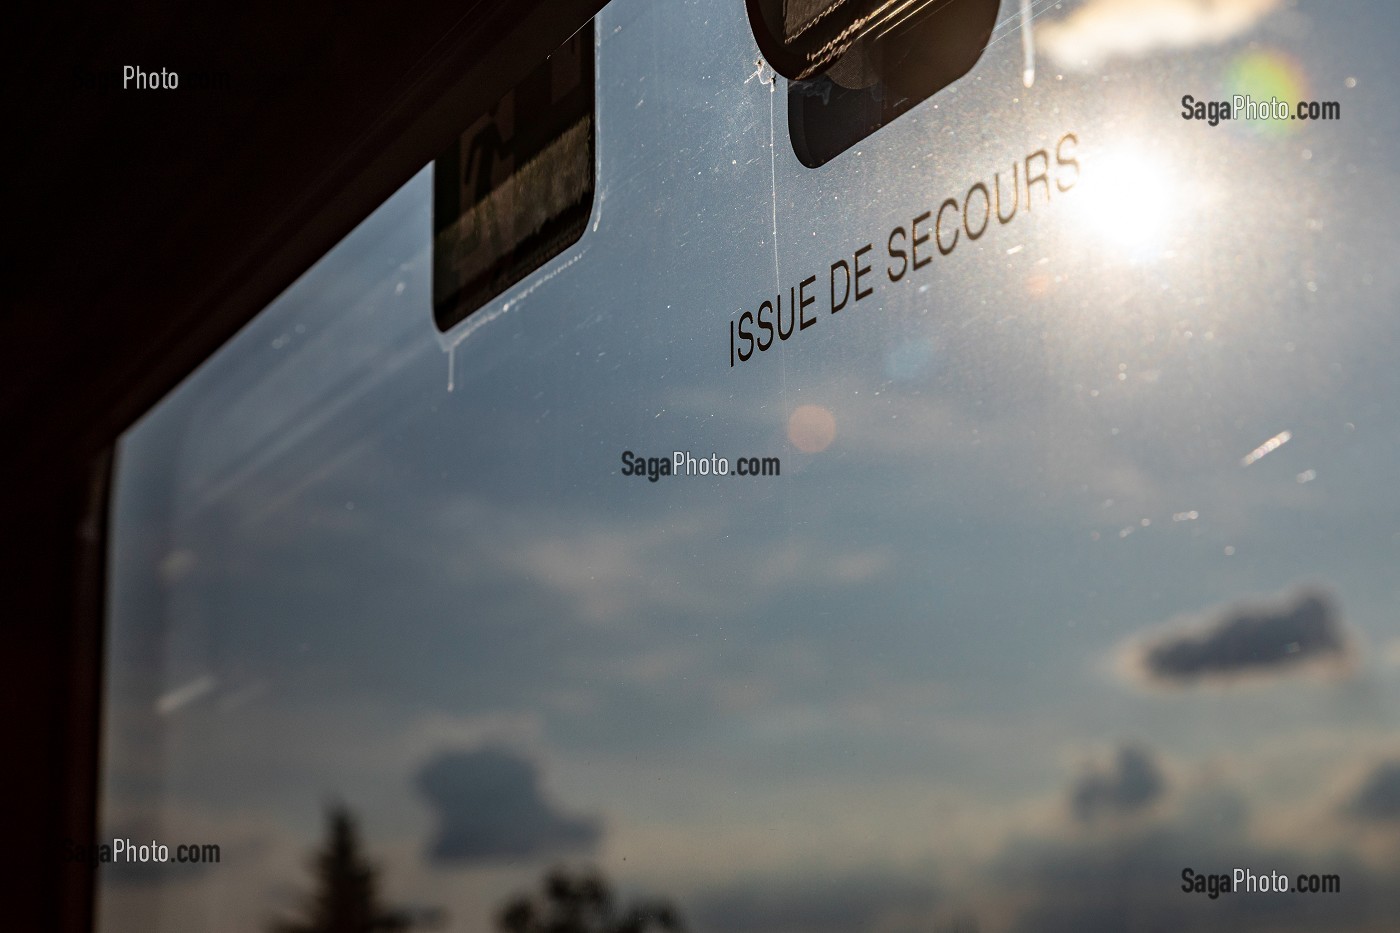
[496, 867, 684, 933]
[273, 804, 438, 933]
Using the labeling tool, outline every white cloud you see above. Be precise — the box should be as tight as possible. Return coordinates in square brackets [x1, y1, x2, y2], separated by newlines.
[1038, 0, 1282, 71]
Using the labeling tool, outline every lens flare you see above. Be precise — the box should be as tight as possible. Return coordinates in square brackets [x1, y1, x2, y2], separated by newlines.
[787, 405, 836, 453]
[1223, 49, 1307, 136]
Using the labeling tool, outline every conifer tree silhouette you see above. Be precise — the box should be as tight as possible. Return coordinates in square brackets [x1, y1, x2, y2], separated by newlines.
[273, 804, 426, 933]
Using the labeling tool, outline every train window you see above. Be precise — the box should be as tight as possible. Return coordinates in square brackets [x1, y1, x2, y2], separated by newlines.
[101, 1, 1399, 931]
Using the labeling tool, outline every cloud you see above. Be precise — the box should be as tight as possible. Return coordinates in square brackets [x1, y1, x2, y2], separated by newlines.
[1070, 745, 1166, 822]
[1037, 0, 1282, 71]
[991, 823, 1398, 933]
[415, 746, 601, 863]
[1347, 760, 1400, 823]
[989, 776, 1400, 932]
[1126, 589, 1352, 687]
[688, 774, 1398, 933]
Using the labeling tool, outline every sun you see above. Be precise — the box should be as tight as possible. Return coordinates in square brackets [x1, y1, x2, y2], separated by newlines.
[1068, 146, 1178, 262]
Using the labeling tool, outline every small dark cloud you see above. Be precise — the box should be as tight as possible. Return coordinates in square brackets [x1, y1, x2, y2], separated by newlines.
[1070, 745, 1165, 823]
[1347, 759, 1400, 823]
[1130, 589, 1350, 686]
[415, 746, 601, 864]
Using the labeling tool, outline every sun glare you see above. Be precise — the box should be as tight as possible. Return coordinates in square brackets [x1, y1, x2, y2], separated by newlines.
[1069, 147, 1178, 262]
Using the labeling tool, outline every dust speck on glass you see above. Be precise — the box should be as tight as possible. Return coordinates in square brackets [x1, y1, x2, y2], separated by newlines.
[102, 1, 1400, 931]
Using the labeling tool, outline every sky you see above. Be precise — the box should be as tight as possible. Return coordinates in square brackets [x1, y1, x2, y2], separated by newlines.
[100, 1, 1400, 930]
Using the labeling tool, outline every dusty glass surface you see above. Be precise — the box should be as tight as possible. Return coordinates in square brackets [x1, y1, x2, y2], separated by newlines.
[101, 1, 1400, 930]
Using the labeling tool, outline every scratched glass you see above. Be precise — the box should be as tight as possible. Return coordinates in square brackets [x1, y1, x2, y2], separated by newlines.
[101, 1, 1400, 931]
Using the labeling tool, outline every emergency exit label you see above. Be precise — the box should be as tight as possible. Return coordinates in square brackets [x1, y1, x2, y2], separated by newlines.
[728, 132, 1080, 368]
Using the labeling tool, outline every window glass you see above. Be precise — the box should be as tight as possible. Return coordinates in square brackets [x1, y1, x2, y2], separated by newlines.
[102, 1, 1400, 930]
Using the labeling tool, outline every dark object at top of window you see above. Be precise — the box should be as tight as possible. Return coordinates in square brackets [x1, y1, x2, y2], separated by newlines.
[746, 0, 999, 167]
[432, 22, 596, 332]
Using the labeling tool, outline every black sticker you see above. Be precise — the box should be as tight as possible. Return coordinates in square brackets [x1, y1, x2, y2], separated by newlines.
[746, 0, 999, 167]
[432, 22, 595, 331]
